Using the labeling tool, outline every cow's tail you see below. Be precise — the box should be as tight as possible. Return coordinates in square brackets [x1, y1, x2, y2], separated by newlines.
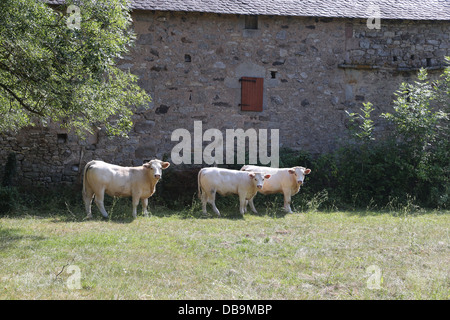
[82, 160, 95, 199]
[197, 169, 203, 199]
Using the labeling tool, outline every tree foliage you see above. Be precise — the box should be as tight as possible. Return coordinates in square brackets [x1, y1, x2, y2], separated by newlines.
[339, 61, 449, 208]
[274, 60, 449, 210]
[346, 102, 376, 142]
[381, 67, 448, 150]
[0, 0, 151, 136]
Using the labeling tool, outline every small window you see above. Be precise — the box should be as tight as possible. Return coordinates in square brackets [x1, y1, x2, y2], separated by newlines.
[345, 23, 353, 39]
[57, 133, 68, 143]
[240, 77, 264, 112]
[245, 15, 258, 29]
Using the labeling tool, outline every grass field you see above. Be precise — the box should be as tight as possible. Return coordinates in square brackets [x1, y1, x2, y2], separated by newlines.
[0, 197, 449, 300]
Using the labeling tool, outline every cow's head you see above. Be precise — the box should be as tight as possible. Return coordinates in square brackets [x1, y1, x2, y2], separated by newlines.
[143, 159, 170, 179]
[288, 166, 311, 186]
[248, 172, 271, 189]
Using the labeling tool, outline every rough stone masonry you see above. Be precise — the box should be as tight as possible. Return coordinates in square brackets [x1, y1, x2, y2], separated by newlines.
[0, 9, 449, 187]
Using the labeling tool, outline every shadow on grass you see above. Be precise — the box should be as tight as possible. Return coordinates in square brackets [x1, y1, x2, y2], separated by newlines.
[343, 208, 446, 218]
[0, 226, 47, 250]
[4, 193, 297, 223]
[174, 193, 290, 220]
[6, 185, 444, 224]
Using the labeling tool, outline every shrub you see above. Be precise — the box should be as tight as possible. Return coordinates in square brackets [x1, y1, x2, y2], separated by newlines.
[0, 186, 19, 214]
[0, 152, 19, 215]
[338, 64, 449, 209]
[2, 152, 17, 187]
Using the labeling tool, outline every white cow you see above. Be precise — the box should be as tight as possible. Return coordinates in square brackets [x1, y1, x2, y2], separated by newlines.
[197, 167, 271, 216]
[240, 165, 311, 213]
[82, 159, 170, 218]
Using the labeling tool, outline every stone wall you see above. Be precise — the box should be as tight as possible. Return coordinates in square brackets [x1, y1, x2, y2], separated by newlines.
[0, 11, 449, 187]
[347, 19, 449, 69]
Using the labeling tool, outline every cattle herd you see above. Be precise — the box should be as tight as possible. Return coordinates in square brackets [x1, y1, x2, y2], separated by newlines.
[82, 159, 311, 219]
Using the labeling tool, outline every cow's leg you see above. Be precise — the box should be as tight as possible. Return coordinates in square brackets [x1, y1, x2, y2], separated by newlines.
[94, 189, 109, 218]
[199, 189, 208, 215]
[283, 190, 293, 213]
[208, 190, 220, 217]
[141, 198, 149, 217]
[201, 190, 208, 215]
[83, 187, 94, 219]
[239, 195, 246, 216]
[248, 196, 258, 214]
[131, 194, 140, 218]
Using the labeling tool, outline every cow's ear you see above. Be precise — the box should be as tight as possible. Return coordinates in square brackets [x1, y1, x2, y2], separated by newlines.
[248, 173, 255, 178]
[143, 162, 151, 169]
[304, 169, 311, 175]
[162, 162, 170, 169]
[288, 169, 295, 174]
[264, 174, 271, 179]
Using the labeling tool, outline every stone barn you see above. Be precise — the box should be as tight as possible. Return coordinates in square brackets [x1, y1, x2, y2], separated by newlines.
[1, 0, 449, 188]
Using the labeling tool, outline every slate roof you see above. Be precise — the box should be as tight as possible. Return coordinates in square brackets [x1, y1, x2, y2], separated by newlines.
[47, 0, 450, 20]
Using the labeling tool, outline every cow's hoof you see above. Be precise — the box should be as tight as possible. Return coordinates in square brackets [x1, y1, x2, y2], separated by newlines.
[201, 212, 210, 218]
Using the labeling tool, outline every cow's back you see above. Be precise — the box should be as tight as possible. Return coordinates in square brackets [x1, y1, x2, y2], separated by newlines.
[84, 161, 137, 197]
[241, 165, 290, 194]
[86, 160, 124, 181]
[199, 168, 248, 195]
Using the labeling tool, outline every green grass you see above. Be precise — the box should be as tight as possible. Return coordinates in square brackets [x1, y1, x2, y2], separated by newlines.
[0, 198, 449, 300]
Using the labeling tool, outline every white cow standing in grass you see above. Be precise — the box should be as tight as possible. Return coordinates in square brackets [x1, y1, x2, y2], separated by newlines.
[82, 159, 170, 219]
[240, 165, 311, 213]
[197, 167, 271, 217]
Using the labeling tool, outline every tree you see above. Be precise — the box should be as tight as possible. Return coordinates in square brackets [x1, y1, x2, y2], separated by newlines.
[344, 59, 449, 207]
[381, 66, 448, 152]
[0, 0, 151, 137]
[346, 102, 376, 143]
[382, 61, 449, 206]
